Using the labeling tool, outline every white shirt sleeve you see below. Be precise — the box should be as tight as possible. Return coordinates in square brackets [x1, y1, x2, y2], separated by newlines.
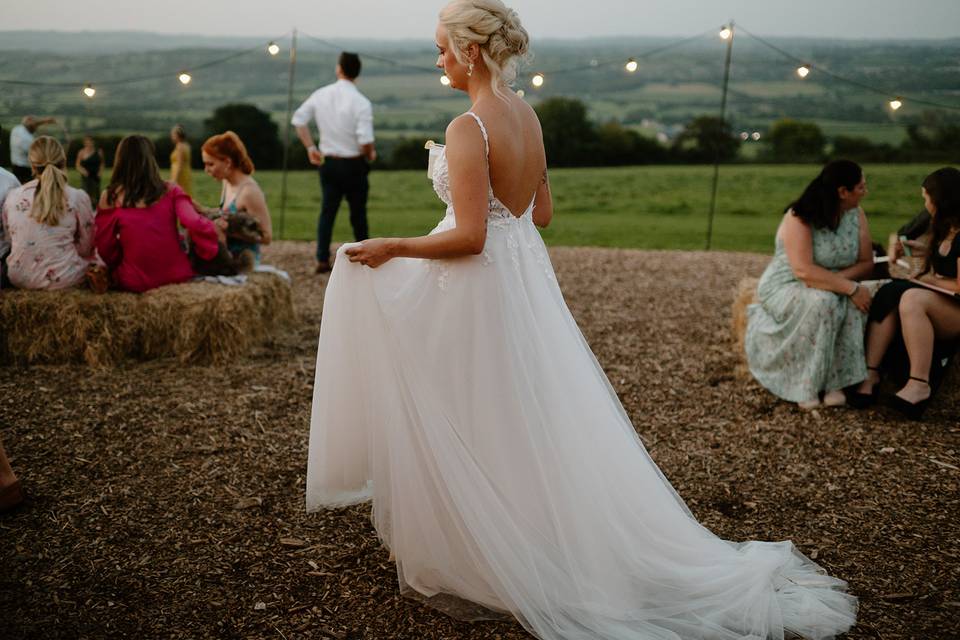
[355, 99, 374, 146]
[10, 127, 33, 166]
[291, 92, 317, 128]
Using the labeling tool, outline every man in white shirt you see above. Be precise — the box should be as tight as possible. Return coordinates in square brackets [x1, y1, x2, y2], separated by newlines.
[0, 166, 21, 287]
[8, 115, 56, 183]
[293, 52, 377, 273]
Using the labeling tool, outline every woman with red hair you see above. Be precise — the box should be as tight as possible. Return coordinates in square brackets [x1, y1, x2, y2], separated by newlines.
[200, 131, 273, 265]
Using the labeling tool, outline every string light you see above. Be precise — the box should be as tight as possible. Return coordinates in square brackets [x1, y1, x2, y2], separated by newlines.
[531, 73, 545, 88]
[889, 97, 903, 111]
[796, 65, 810, 79]
[516, 89, 525, 98]
[751, 131, 761, 141]
[82, 83, 96, 98]
[440, 74, 451, 86]
[267, 42, 280, 56]
[719, 25, 733, 40]
[739, 131, 749, 140]
[625, 58, 639, 73]
[178, 71, 192, 85]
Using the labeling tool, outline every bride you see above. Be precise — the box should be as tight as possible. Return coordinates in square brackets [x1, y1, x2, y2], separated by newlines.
[306, 1, 857, 638]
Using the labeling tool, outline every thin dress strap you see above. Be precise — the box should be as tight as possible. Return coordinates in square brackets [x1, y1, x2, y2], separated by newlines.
[465, 112, 490, 157]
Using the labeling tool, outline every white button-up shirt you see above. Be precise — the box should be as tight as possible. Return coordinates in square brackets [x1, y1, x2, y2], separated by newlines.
[291, 79, 374, 157]
[9, 125, 34, 168]
[0, 166, 21, 261]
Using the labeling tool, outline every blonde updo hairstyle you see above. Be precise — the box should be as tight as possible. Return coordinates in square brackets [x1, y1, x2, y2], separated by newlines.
[439, 0, 530, 99]
[28, 136, 69, 227]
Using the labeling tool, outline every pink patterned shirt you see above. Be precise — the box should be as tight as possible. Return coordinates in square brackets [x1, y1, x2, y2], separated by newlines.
[1, 180, 98, 290]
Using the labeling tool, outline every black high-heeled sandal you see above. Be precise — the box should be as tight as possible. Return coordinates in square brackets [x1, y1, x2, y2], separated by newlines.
[887, 376, 931, 420]
[847, 366, 881, 409]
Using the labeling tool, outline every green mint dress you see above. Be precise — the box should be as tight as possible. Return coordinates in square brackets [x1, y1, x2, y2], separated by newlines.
[745, 208, 868, 402]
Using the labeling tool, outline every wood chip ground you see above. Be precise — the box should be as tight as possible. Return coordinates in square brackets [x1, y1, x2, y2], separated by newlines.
[1, 241, 957, 639]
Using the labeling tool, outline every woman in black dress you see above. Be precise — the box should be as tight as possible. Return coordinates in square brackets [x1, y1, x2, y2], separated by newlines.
[851, 167, 960, 418]
[75, 135, 104, 204]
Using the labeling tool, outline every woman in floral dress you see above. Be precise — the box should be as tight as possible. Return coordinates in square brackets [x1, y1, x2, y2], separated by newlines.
[745, 160, 875, 408]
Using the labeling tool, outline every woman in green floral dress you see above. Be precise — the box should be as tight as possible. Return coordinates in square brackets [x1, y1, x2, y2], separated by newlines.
[745, 160, 875, 408]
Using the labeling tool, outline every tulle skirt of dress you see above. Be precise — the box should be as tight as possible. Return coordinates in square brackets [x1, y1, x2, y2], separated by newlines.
[307, 211, 857, 640]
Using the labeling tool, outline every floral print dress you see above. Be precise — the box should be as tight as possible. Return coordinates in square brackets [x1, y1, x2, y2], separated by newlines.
[745, 208, 867, 402]
[1, 180, 98, 290]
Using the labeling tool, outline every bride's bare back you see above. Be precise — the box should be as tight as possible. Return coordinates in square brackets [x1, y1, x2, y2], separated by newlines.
[471, 94, 548, 220]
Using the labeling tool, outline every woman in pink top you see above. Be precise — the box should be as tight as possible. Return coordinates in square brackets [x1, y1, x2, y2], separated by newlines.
[95, 135, 220, 293]
[1, 136, 100, 290]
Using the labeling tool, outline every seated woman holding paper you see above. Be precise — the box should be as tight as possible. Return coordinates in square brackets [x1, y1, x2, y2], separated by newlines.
[745, 160, 874, 408]
[850, 167, 960, 418]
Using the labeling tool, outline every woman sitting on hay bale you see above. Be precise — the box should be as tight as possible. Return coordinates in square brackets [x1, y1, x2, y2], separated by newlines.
[95, 135, 221, 293]
[198, 131, 273, 267]
[0, 136, 105, 291]
[744, 160, 875, 409]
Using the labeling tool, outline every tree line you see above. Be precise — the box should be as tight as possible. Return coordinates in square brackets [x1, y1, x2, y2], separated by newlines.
[3, 98, 956, 172]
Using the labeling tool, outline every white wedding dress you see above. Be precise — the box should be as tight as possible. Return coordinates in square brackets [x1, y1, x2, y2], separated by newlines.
[307, 112, 856, 640]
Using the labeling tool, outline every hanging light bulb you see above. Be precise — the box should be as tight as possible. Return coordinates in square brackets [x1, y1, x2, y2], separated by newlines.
[178, 71, 192, 85]
[440, 74, 451, 86]
[625, 58, 638, 73]
[889, 97, 903, 111]
[267, 42, 280, 56]
[82, 84, 96, 98]
[719, 25, 732, 40]
[531, 73, 544, 88]
[516, 89, 525, 98]
[796, 65, 810, 79]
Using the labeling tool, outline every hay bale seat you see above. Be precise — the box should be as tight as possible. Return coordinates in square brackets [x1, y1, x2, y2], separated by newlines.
[0, 273, 294, 366]
[731, 276, 960, 408]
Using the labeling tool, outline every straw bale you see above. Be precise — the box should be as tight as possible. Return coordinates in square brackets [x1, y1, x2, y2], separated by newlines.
[731, 277, 759, 359]
[0, 273, 293, 366]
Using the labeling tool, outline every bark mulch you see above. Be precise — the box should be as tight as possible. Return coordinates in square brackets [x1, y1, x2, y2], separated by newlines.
[1, 241, 957, 639]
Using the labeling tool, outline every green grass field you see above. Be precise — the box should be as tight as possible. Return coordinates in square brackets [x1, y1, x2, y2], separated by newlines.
[74, 164, 942, 254]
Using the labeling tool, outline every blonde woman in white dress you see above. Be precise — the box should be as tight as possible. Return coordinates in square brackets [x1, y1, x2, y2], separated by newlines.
[306, 2, 857, 638]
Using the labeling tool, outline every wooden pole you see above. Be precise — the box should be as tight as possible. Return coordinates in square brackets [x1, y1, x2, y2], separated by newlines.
[706, 21, 734, 251]
[279, 28, 298, 240]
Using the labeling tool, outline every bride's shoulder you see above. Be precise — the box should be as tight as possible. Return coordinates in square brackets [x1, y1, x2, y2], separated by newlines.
[444, 113, 487, 148]
[447, 111, 483, 129]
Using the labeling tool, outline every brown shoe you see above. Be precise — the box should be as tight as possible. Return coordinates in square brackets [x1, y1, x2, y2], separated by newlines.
[0, 480, 24, 513]
[315, 260, 332, 274]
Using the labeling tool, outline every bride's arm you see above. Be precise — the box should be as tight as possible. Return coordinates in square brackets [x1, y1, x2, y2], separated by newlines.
[531, 116, 552, 228]
[345, 115, 489, 267]
[532, 166, 552, 228]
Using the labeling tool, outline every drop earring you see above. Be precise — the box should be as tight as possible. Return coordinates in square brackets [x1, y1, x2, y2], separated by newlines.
[467, 62, 474, 76]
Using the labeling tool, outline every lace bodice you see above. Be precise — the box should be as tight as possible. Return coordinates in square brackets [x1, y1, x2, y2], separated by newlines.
[430, 112, 533, 225]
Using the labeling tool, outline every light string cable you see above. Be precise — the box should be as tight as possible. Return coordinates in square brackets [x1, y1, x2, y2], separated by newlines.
[0, 34, 292, 89]
[301, 27, 720, 80]
[531, 26, 720, 76]
[736, 24, 960, 112]
[300, 33, 439, 75]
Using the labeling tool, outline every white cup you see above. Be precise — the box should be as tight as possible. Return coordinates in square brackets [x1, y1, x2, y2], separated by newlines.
[427, 144, 445, 180]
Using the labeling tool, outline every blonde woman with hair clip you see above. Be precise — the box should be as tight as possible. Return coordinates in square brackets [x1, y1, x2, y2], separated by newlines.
[0, 136, 104, 290]
[305, 2, 856, 638]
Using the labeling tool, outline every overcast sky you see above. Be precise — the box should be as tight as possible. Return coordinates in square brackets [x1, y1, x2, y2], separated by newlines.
[6, 0, 960, 40]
